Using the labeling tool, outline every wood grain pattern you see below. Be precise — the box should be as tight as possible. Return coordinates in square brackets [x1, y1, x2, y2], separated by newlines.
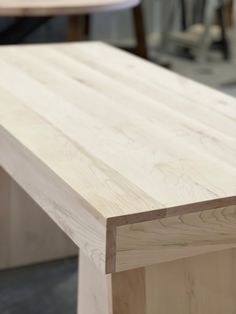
[0, 125, 107, 272]
[79, 248, 236, 314]
[0, 42, 235, 273]
[79, 252, 146, 314]
[79, 252, 113, 314]
[115, 205, 236, 272]
[0, 0, 140, 16]
[112, 267, 146, 314]
[145, 248, 236, 314]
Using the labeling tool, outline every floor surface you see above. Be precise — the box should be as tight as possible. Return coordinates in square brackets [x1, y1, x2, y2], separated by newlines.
[0, 258, 78, 314]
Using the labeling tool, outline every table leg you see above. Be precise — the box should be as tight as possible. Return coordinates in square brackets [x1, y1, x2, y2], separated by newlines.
[217, 2, 231, 60]
[78, 252, 146, 314]
[132, 4, 148, 59]
[78, 248, 236, 314]
[180, 0, 187, 30]
[68, 15, 87, 41]
[0, 167, 77, 270]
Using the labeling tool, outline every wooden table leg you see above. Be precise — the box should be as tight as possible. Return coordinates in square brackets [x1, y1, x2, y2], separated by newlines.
[68, 15, 86, 42]
[0, 167, 77, 270]
[132, 4, 148, 59]
[78, 252, 146, 314]
[217, 2, 231, 60]
[79, 249, 236, 314]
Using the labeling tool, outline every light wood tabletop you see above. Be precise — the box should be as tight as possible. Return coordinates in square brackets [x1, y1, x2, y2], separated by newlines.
[0, 0, 140, 16]
[0, 42, 236, 314]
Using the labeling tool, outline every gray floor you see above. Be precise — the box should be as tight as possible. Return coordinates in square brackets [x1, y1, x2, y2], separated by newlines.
[0, 258, 78, 314]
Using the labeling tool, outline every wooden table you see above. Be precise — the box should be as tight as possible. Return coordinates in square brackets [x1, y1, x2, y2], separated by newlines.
[0, 0, 147, 58]
[0, 42, 236, 314]
[0, 0, 139, 15]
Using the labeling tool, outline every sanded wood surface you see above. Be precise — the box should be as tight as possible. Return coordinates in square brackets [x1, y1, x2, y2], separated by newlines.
[79, 252, 146, 314]
[145, 249, 236, 314]
[0, 42, 235, 273]
[0, 0, 140, 16]
[115, 205, 236, 271]
[79, 248, 236, 314]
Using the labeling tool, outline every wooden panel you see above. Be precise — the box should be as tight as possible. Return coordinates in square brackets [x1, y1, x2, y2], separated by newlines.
[78, 252, 146, 314]
[0, 0, 140, 16]
[79, 248, 236, 314]
[0, 43, 235, 222]
[145, 248, 236, 314]
[0, 167, 77, 270]
[58, 43, 236, 129]
[115, 205, 236, 272]
[78, 252, 112, 314]
[112, 267, 146, 314]
[27, 44, 236, 169]
[0, 83, 159, 221]
[0, 128, 106, 272]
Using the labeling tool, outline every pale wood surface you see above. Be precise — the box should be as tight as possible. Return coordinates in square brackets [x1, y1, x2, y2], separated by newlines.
[115, 205, 236, 271]
[0, 167, 77, 270]
[145, 248, 236, 314]
[79, 252, 146, 314]
[0, 120, 107, 272]
[79, 252, 113, 314]
[79, 248, 236, 314]
[0, 42, 235, 273]
[0, 0, 140, 16]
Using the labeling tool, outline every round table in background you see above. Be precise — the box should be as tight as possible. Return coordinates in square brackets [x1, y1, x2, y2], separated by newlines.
[0, 0, 147, 58]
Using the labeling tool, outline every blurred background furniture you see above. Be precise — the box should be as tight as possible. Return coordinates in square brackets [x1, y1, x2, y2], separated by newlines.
[160, 0, 234, 62]
[0, 0, 147, 58]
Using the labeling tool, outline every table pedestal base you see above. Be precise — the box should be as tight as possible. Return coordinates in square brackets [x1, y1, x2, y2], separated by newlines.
[79, 249, 236, 314]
